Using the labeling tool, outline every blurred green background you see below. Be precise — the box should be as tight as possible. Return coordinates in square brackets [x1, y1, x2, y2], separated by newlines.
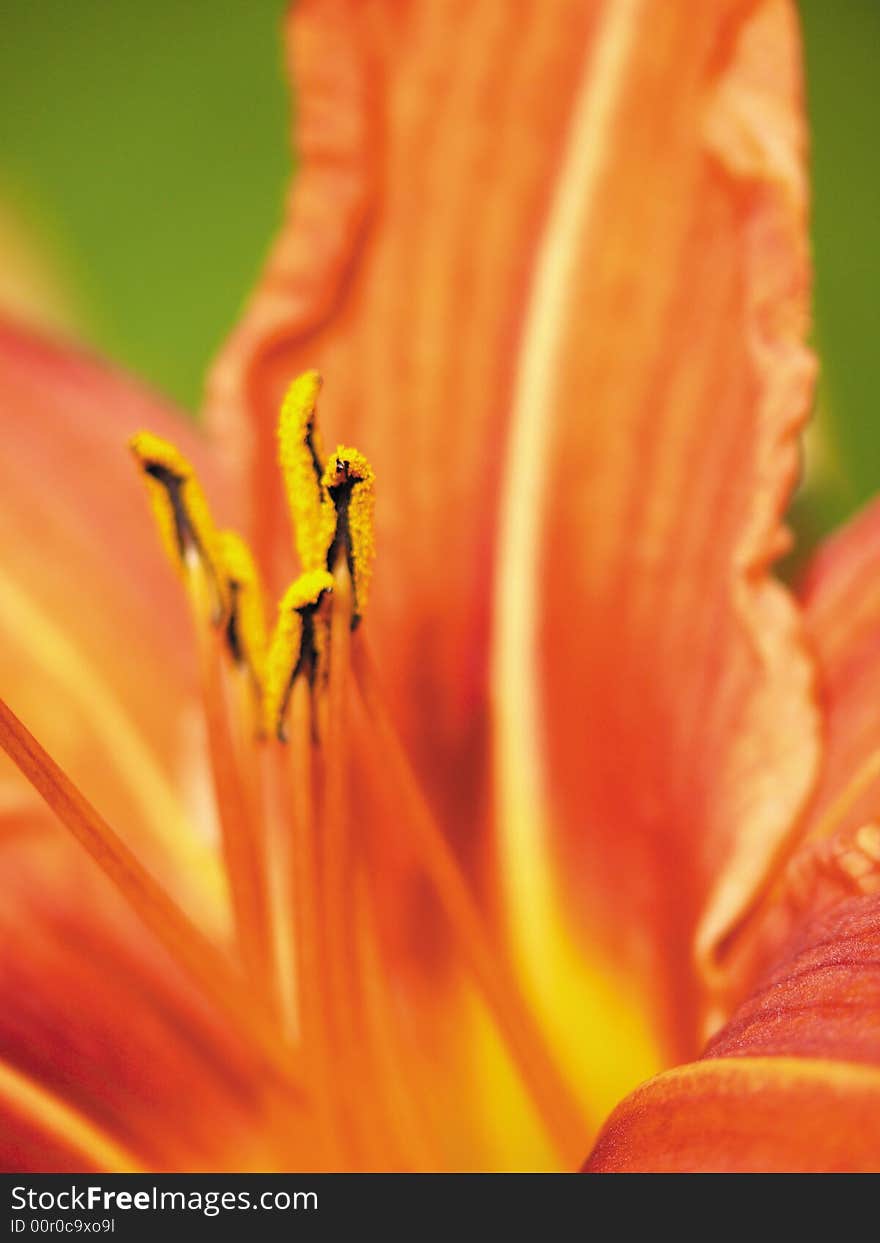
[0, 0, 877, 561]
[0, 0, 289, 406]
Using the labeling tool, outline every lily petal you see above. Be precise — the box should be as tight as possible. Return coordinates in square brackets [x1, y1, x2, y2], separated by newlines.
[586, 893, 880, 1171]
[0, 827, 295, 1172]
[704, 892, 880, 1066]
[585, 1057, 880, 1172]
[707, 496, 880, 1003]
[0, 319, 227, 929]
[493, 0, 820, 1077]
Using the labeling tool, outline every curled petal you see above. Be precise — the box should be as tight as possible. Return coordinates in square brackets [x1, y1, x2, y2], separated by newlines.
[705, 496, 880, 1003]
[587, 893, 880, 1171]
[586, 1057, 880, 1173]
[707, 892, 880, 1066]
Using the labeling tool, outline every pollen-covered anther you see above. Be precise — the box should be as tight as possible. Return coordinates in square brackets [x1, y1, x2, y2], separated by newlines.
[322, 446, 375, 623]
[263, 569, 335, 741]
[217, 531, 268, 696]
[278, 371, 337, 574]
[129, 431, 229, 623]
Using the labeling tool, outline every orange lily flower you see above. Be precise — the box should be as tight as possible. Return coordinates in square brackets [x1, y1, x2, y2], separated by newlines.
[2, 0, 880, 1173]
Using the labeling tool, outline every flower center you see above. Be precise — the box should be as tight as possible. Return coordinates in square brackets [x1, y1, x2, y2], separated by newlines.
[129, 374, 592, 1167]
[0, 373, 590, 1170]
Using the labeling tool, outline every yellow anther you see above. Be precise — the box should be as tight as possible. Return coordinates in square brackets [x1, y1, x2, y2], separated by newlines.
[264, 610, 302, 742]
[263, 570, 335, 740]
[129, 432, 229, 622]
[278, 371, 336, 575]
[282, 568, 337, 614]
[276, 376, 377, 624]
[217, 531, 268, 693]
[322, 446, 376, 621]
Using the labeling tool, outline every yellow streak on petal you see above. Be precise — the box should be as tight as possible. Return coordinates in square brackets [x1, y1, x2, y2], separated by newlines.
[0, 1058, 144, 1172]
[462, 983, 560, 1171]
[0, 566, 227, 937]
[607, 1055, 880, 1118]
[278, 371, 336, 573]
[491, 0, 661, 1124]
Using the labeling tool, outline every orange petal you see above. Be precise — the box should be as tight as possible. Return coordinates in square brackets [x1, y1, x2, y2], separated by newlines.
[0, 828, 296, 1172]
[715, 493, 880, 1033]
[0, 319, 228, 926]
[704, 496, 880, 1000]
[585, 1057, 880, 1172]
[704, 891, 880, 1066]
[493, 0, 820, 1075]
[586, 893, 880, 1171]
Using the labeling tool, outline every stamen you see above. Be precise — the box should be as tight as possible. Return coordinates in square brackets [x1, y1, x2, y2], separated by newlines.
[258, 570, 335, 1137]
[217, 530, 268, 705]
[351, 638, 588, 1165]
[276, 376, 376, 626]
[216, 538, 277, 1003]
[286, 674, 337, 1164]
[262, 566, 355, 1164]
[128, 379, 582, 1165]
[277, 372, 336, 574]
[129, 432, 228, 624]
[0, 696, 300, 1092]
[0, 1058, 144, 1172]
[323, 447, 376, 623]
[259, 737, 301, 1040]
[263, 570, 334, 741]
[319, 558, 365, 1165]
[130, 442, 275, 1000]
[189, 560, 273, 1005]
